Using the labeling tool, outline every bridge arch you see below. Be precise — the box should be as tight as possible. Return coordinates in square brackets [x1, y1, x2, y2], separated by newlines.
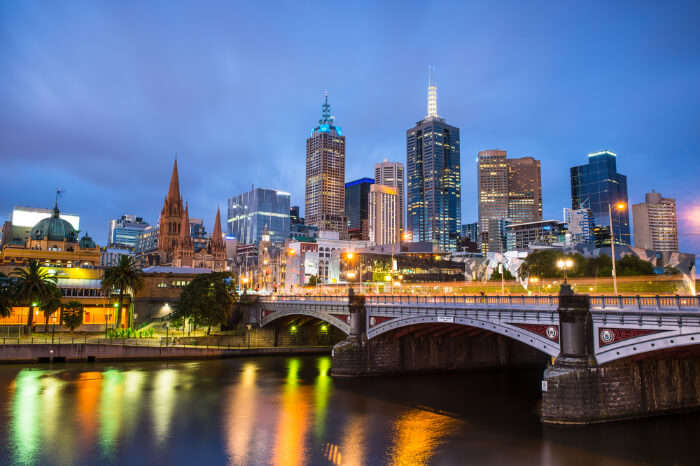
[261, 307, 351, 335]
[367, 314, 560, 357]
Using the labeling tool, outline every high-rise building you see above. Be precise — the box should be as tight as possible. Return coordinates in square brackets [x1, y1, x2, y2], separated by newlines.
[305, 93, 347, 235]
[571, 150, 630, 245]
[375, 160, 405, 235]
[461, 222, 479, 242]
[564, 207, 594, 245]
[369, 184, 399, 246]
[477, 151, 542, 252]
[108, 215, 149, 248]
[345, 178, 374, 240]
[632, 190, 678, 252]
[227, 187, 291, 244]
[507, 157, 542, 224]
[290, 206, 302, 225]
[406, 77, 461, 251]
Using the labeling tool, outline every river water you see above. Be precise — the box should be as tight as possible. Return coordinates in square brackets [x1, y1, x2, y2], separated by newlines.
[0, 356, 698, 465]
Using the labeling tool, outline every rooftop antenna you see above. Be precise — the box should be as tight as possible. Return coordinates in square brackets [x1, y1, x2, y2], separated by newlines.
[427, 65, 438, 118]
[55, 188, 64, 210]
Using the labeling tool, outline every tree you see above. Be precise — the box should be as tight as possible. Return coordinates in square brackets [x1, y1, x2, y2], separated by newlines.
[11, 260, 58, 335]
[0, 272, 13, 318]
[174, 272, 236, 335]
[40, 286, 63, 333]
[62, 301, 83, 333]
[307, 275, 319, 287]
[101, 255, 144, 329]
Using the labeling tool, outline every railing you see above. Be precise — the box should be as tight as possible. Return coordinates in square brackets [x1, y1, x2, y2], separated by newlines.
[262, 295, 700, 311]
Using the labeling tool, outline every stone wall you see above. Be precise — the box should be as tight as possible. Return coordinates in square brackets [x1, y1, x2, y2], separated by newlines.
[542, 358, 700, 424]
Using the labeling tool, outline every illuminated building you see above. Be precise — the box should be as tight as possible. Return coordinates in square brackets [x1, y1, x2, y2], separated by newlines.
[228, 187, 291, 244]
[369, 184, 399, 246]
[406, 75, 461, 251]
[570, 150, 630, 245]
[374, 160, 405, 234]
[632, 190, 678, 252]
[305, 93, 347, 236]
[505, 219, 567, 251]
[461, 222, 479, 242]
[108, 215, 149, 248]
[345, 178, 374, 240]
[564, 207, 594, 245]
[290, 206, 301, 225]
[478, 150, 542, 252]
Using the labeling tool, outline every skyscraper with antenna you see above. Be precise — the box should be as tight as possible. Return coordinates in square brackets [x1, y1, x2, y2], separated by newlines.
[406, 67, 461, 251]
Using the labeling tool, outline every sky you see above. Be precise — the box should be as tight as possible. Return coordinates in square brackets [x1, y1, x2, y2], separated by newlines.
[1, 0, 699, 254]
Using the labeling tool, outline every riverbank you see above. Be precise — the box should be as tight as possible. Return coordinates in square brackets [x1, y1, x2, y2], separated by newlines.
[0, 343, 330, 364]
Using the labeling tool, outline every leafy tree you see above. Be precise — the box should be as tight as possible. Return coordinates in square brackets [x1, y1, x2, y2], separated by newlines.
[40, 286, 63, 332]
[101, 255, 144, 329]
[174, 272, 236, 335]
[61, 301, 83, 333]
[307, 275, 319, 287]
[0, 272, 13, 318]
[490, 268, 515, 281]
[11, 261, 58, 335]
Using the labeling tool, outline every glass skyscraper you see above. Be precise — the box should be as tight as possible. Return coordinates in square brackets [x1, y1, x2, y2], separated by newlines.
[345, 178, 374, 240]
[108, 215, 149, 248]
[227, 187, 291, 244]
[406, 79, 461, 251]
[570, 150, 630, 245]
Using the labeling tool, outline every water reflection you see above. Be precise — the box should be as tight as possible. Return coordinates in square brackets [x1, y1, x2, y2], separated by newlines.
[151, 369, 178, 446]
[225, 362, 258, 464]
[387, 409, 461, 465]
[99, 369, 124, 456]
[10, 369, 45, 465]
[272, 358, 311, 466]
[313, 357, 332, 439]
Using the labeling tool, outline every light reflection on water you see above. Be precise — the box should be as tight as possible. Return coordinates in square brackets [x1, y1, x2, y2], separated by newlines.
[1, 356, 699, 465]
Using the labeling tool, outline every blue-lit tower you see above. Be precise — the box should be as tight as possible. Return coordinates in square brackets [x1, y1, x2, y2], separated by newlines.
[406, 75, 461, 251]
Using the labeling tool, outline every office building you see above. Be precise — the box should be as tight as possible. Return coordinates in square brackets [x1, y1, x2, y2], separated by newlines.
[345, 178, 374, 240]
[633, 190, 678, 252]
[369, 184, 399, 246]
[406, 77, 461, 251]
[461, 222, 479, 241]
[570, 150, 630, 245]
[305, 93, 347, 235]
[564, 207, 594, 245]
[227, 187, 291, 244]
[290, 206, 302, 225]
[478, 150, 542, 252]
[375, 160, 405, 235]
[108, 215, 149, 248]
[506, 220, 567, 252]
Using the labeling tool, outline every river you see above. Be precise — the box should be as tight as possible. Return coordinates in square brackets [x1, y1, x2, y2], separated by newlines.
[0, 356, 698, 465]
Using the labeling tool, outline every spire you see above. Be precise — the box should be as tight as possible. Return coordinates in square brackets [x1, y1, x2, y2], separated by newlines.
[212, 206, 224, 249]
[427, 66, 438, 119]
[319, 90, 333, 124]
[168, 159, 181, 201]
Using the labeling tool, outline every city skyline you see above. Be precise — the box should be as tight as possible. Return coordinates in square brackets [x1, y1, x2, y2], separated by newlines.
[1, 1, 699, 255]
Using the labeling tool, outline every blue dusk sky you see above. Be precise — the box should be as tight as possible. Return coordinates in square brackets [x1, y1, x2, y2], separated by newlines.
[1, 0, 699, 254]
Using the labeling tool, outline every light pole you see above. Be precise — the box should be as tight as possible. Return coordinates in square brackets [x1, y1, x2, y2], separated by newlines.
[608, 201, 627, 295]
[556, 257, 574, 283]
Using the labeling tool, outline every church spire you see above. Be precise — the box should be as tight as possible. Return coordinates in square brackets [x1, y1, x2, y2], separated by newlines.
[212, 206, 224, 248]
[167, 159, 181, 201]
[426, 66, 438, 119]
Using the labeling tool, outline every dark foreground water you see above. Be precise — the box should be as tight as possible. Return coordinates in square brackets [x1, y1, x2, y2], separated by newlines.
[0, 356, 698, 465]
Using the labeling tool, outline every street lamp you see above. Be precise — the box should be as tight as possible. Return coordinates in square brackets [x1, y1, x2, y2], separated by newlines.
[608, 201, 627, 295]
[556, 257, 574, 283]
[530, 276, 540, 294]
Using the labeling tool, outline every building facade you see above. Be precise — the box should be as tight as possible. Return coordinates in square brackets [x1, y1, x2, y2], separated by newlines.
[632, 190, 678, 252]
[369, 184, 399, 246]
[461, 222, 479, 241]
[506, 220, 567, 252]
[1, 206, 80, 249]
[108, 215, 149, 248]
[406, 80, 461, 251]
[570, 150, 630, 245]
[305, 94, 347, 235]
[507, 157, 542, 224]
[227, 187, 291, 244]
[345, 178, 374, 240]
[564, 207, 594, 245]
[374, 160, 405, 235]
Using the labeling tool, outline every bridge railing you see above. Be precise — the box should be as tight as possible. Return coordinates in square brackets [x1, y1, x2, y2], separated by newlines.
[261, 295, 699, 311]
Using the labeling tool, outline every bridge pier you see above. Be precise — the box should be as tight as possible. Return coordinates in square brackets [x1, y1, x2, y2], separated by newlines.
[542, 285, 700, 424]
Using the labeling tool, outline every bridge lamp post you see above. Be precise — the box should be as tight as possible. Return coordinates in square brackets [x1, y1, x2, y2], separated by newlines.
[530, 276, 540, 295]
[556, 258, 574, 283]
[344, 251, 362, 294]
[608, 201, 627, 296]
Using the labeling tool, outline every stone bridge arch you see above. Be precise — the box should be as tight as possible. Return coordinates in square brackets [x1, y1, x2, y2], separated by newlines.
[260, 304, 351, 335]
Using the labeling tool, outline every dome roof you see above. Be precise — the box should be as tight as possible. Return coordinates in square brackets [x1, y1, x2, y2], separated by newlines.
[79, 233, 96, 249]
[31, 205, 78, 242]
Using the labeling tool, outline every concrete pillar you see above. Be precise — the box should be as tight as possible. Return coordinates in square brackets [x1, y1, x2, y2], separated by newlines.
[555, 284, 592, 368]
[331, 289, 368, 376]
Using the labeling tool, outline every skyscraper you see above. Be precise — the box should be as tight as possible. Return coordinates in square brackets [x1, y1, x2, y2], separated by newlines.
[632, 190, 678, 252]
[570, 150, 630, 245]
[108, 215, 149, 248]
[406, 76, 461, 251]
[478, 150, 543, 252]
[345, 178, 374, 240]
[369, 184, 399, 246]
[227, 187, 291, 244]
[374, 160, 405, 235]
[305, 93, 347, 235]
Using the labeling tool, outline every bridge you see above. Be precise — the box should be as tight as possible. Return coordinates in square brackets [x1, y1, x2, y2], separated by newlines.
[259, 294, 700, 364]
[257, 292, 700, 424]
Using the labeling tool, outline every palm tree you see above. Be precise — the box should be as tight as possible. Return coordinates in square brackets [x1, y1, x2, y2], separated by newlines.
[11, 261, 58, 335]
[101, 256, 144, 329]
[41, 286, 63, 333]
[0, 272, 14, 318]
[62, 301, 83, 334]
